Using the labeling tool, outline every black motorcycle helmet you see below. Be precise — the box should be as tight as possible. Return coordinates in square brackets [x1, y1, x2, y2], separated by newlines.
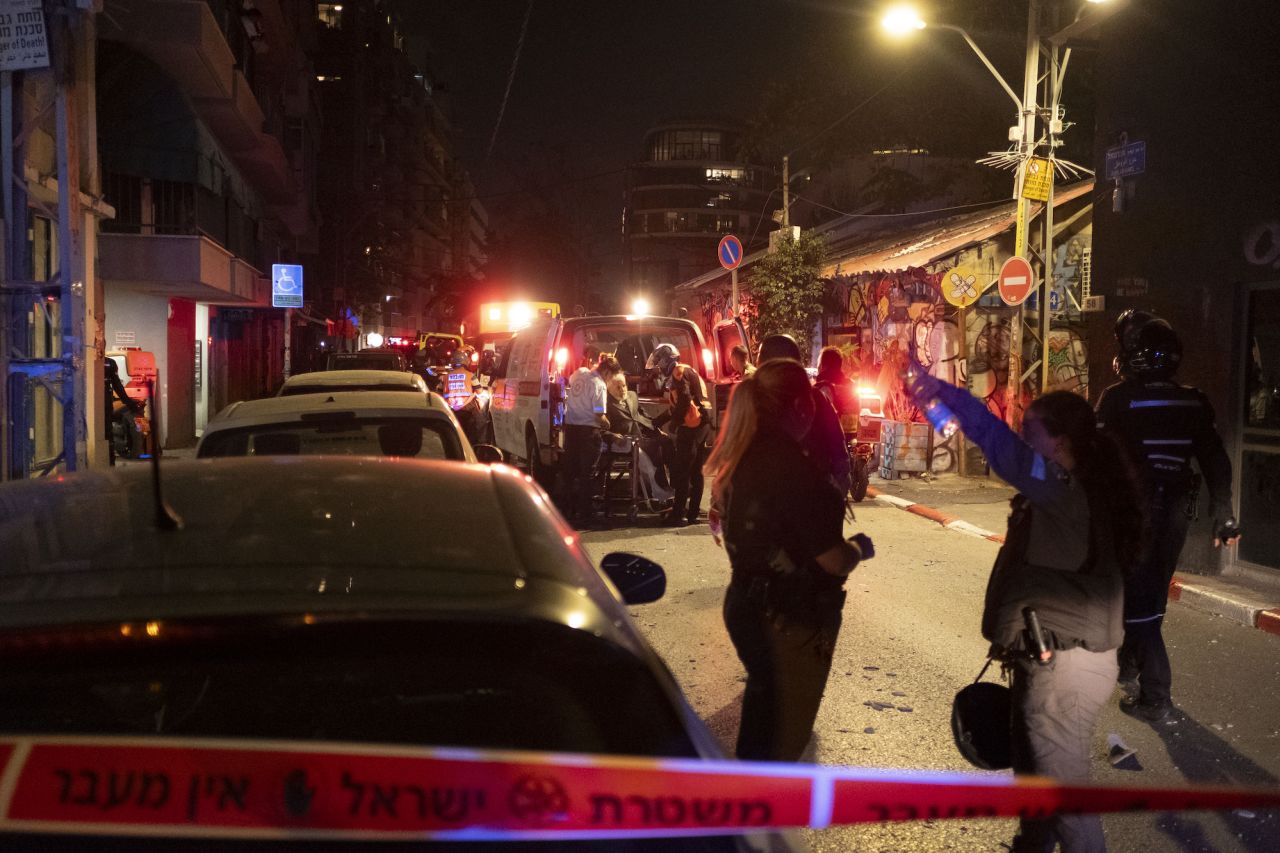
[1113, 309, 1182, 380]
[757, 333, 803, 364]
[951, 681, 1012, 771]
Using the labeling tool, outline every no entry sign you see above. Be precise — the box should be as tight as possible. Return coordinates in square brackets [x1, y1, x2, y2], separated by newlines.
[998, 257, 1034, 307]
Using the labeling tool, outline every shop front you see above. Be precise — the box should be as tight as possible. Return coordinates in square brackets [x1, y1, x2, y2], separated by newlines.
[1240, 283, 1280, 574]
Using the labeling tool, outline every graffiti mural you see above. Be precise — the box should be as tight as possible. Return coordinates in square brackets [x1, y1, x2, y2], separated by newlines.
[692, 288, 750, 340]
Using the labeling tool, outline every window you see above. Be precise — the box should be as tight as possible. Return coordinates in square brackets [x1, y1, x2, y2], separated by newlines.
[198, 418, 463, 461]
[705, 167, 744, 183]
[317, 3, 343, 28]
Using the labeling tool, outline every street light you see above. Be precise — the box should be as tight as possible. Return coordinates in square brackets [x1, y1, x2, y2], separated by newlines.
[879, 1, 1113, 417]
[880, 5, 924, 35]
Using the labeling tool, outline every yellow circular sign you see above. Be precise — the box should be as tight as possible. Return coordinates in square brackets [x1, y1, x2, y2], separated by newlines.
[941, 264, 987, 308]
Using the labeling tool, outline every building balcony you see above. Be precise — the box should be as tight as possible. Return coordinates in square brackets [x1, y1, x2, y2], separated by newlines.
[101, 0, 299, 212]
[99, 233, 269, 305]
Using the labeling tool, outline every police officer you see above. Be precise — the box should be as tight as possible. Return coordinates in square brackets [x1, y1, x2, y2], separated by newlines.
[1096, 310, 1241, 722]
[645, 343, 710, 526]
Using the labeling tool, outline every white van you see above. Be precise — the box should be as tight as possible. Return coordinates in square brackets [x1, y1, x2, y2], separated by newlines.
[489, 314, 719, 482]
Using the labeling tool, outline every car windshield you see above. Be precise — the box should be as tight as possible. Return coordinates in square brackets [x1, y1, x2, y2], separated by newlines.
[197, 417, 460, 459]
[326, 353, 402, 370]
[280, 383, 420, 396]
[0, 620, 696, 756]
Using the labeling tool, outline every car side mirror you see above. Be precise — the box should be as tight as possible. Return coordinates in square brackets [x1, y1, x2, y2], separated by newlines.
[600, 552, 666, 605]
[473, 444, 503, 464]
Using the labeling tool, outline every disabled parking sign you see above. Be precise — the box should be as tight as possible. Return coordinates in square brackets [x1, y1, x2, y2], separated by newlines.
[272, 264, 304, 309]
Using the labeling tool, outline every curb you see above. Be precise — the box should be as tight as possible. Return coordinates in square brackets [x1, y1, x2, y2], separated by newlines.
[866, 486, 1005, 544]
[866, 485, 1280, 637]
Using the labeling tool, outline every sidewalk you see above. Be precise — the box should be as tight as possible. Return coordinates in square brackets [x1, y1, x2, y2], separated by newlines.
[865, 472, 1280, 637]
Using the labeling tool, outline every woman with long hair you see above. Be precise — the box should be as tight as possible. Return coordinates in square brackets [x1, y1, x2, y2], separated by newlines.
[906, 368, 1143, 853]
[705, 359, 874, 762]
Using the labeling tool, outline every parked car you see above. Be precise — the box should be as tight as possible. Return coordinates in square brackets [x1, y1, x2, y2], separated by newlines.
[278, 369, 430, 397]
[197, 390, 481, 462]
[0, 458, 799, 850]
[489, 313, 718, 483]
[324, 348, 407, 372]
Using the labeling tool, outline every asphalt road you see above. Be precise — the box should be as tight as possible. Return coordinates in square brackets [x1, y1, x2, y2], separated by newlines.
[581, 500, 1280, 852]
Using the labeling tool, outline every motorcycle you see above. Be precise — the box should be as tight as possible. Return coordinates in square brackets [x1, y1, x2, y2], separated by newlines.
[847, 386, 884, 503]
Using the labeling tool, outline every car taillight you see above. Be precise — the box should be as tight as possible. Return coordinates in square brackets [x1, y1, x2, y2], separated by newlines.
[701, 347, 714, 376]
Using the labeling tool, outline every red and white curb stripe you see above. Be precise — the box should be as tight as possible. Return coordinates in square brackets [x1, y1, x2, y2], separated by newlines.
[867, 486, 1280, 637]
[1168, 577, 1280, 637]
[866, 487, 1005, 544]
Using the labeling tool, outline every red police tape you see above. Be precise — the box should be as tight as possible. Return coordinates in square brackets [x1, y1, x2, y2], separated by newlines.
[0, 736, 1277, 840]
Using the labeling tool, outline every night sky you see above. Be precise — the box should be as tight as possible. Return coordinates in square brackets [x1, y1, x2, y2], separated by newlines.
[393, 1, 1053, 302]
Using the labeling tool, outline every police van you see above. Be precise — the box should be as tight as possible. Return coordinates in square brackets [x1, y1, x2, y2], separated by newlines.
[489, 313, 718, 483]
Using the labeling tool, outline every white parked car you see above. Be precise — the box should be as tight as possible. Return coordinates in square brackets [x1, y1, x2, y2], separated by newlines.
[197, 390, 482, 461]
[277, 369, 430, 397]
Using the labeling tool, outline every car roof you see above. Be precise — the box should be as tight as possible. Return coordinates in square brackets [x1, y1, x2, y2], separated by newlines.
[208, 389, 453, 427]
[0, 458, 633, 645]
[280, 370, 426, 391]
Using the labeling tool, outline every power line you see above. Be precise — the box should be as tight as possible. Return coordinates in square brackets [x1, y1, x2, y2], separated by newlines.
[486, 0, 535, 162]
[785, 70, 911, 159]
[794, 195, 1012, 219]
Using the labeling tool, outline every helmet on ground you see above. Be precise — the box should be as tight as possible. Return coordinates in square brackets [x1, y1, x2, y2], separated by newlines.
[644, 342, 680, 376]
[951, 681, 1012, 770]
[758, 334, 803, 364]
[1113, 310, 1182, 380]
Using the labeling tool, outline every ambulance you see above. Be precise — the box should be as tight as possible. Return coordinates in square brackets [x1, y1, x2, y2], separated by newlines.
[488, 311, 718, 484]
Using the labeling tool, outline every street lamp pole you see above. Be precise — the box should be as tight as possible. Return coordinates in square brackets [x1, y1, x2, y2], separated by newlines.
[1007, 0, 1042, 427]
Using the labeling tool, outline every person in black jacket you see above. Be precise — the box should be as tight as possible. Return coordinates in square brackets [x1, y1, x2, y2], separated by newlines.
[757, 335, 851, 496]
[1096, 311, 1241, 722]
[705, 359, 873, 762]
[907, 368, 1144, 853]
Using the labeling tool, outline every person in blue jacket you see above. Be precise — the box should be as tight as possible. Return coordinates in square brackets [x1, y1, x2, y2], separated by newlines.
[906, 366, 1144, 853]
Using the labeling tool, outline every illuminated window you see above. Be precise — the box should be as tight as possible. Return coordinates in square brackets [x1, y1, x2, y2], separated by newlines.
[317, 3, 343, 28]
[705, 167, 744, 183]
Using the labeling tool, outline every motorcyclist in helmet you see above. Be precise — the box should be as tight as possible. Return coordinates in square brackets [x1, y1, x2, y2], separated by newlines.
[1096, 309, 1240, 723]
[645, 343, 710, 526]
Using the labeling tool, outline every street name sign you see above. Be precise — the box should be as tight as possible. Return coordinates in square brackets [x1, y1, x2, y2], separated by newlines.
[1104, 140, 1146, 180]
[272, 263, 304, 309]
[0, 0, 48, 70]
[998, 256, 1034, 306]
[717, 234, 743, 270]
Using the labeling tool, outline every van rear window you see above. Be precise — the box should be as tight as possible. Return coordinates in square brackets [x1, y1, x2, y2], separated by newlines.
[569, 324, 696, 382]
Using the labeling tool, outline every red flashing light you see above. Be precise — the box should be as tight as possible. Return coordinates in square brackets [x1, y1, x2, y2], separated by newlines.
[554, 347, 569, 374]
[471, 351, 480, 364]
[701, 347, 715, 376]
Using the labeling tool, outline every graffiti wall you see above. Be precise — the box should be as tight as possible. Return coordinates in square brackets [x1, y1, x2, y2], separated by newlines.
[826, 259, 1091, 474]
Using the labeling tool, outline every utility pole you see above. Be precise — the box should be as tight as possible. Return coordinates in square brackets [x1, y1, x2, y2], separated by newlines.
[781, 154, 790, 229]
[1006, 0, 1041, 430]
[54, 2, 87, 472]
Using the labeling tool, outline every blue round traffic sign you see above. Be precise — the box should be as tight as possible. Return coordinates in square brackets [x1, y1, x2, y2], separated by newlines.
[717, 235, 743, 270]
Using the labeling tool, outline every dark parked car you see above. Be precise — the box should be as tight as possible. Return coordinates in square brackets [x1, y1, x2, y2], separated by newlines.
[0, 457, 801, 851]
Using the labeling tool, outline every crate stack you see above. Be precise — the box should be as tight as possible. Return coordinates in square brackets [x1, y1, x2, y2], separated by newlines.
[879, 420, 932, 479]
